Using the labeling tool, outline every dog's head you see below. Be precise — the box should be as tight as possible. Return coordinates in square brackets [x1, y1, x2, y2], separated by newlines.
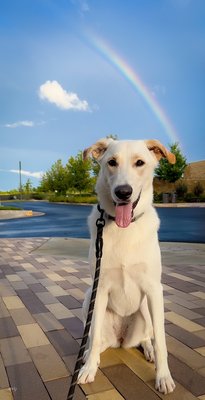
[84, 138, 175, 227]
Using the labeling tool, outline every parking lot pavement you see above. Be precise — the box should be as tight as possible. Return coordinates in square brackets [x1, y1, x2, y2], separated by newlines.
[0, 238, 205, 400]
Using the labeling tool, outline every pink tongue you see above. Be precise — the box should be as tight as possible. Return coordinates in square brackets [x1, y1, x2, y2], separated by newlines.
[115, 203, 133, 228]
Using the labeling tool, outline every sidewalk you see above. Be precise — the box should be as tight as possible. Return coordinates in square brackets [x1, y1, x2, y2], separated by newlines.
[0, 238, 205, 400]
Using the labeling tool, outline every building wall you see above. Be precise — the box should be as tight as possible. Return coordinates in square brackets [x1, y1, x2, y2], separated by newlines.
[154, 160, 205, 194]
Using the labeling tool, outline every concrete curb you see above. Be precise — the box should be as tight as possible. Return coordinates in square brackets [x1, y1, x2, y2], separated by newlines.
[0, 210, 44, 220]
[155, 202, 205, 208]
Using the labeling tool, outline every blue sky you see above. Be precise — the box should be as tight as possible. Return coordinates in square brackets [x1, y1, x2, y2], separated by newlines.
[0, 0, 205, 190]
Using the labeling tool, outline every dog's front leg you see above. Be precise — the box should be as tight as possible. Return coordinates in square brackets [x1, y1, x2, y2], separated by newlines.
[147, 283, 175, 394]
[78, 286, 108, 384]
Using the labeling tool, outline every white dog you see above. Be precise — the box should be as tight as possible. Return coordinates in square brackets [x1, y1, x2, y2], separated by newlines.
[78, 138, 176, 394]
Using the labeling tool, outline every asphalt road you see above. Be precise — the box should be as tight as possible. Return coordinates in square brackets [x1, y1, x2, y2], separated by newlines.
[0, 201, 205, 243]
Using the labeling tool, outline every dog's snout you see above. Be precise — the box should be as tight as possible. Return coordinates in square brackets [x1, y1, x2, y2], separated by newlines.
[114, 184, 133, 201]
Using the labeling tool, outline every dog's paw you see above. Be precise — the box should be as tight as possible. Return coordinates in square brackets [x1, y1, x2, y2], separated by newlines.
[144, 346, 155, 363]
[143, 342, 155, 363]
[78, 362, 98, 384]
[155, 373, 176, 394]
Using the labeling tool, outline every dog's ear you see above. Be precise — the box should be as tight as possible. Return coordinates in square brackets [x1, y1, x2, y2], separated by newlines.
[83, 138, 114, 161]
[145, 139, 176, 164]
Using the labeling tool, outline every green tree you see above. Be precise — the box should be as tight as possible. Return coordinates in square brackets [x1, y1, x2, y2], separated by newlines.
[39, 159, 68, 194]
[155, 142, 187, 183]
[66, 151, 93, 193]
[23, 179, 32, 193]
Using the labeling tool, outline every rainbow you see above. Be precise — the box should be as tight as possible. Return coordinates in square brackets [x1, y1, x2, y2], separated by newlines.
[86, 33, 179, 144]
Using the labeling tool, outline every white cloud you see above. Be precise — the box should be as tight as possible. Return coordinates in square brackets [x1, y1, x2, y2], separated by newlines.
[38, 80, 89, 111]
[9, 169, 44, 179]
[5, 120, 34, 128]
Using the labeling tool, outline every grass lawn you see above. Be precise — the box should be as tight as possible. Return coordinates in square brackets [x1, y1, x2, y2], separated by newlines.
[0, 205, 22, 210]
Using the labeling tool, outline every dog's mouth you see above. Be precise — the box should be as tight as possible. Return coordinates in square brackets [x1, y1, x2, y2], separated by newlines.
[115, 202, 133, 228]
[114, 191, 141, 228]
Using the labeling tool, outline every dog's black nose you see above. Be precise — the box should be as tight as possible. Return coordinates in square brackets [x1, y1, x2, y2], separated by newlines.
[114, 184, 133, 201]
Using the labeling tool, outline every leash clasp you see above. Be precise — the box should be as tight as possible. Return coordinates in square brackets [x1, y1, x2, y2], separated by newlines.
[95, 204, 105, 258]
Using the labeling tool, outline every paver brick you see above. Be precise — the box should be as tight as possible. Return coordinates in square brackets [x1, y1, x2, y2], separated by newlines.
[33, 312, 64, 332]
[115, 347, 155, 382]
[0, 336, 31, 366]
[36, 291, 58, 305]
[168, 354, 205, 396]
[47, 285, 68, 297]
[2, 296, 25, 310]
[45, 377, 86, 400]
[165, 302, 204, 320]
[46, 303, 73, 319]
[16, 289, 48, 314]
[165, 311, 203, 332]
[28, 283, 47, 293]
[166, 335, 205, 370]
[6, 362, 51, 400]
[0, 354, 9, 388]
[0, 317, 19, 339]
[9, 308, 35, 326]
[57, 295, 82, 309]
[17, 323, 50, 348]
[195, 347, 205, 356]
[46, 329, 80, 357]
[5, 275, 22, 282]
[87, 389, 124, 400]
[0, 389, 14, 400]
[60, 317, 84, 339]
[80, 369, 113, 395]
[102, 364, 160, 400]
[194, 317, 205, 327]
[29, 344, 69, 381]
[192, 292, 205, 300]
[0, 298, 10, 318]
[165, 323, 205, 349]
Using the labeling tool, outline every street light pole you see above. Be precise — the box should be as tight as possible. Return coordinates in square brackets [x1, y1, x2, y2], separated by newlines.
[19, 161, 22, 200]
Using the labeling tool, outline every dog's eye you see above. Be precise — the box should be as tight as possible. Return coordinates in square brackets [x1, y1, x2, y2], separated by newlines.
[135, 159, 145, 167]
[108, 159, 118, 167]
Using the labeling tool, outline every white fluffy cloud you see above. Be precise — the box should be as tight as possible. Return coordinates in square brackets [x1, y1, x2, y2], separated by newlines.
[38, 80, 89, 111]
[5, 121, 34, 128]
[9, 169, 44, 179]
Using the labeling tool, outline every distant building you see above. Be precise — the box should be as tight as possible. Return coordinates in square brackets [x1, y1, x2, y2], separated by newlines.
[183, 160, 205, 181]
[154, 160, 205, 194]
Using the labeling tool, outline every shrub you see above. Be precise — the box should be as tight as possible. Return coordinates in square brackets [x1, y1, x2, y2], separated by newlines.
[199, 194, 205, 202]
[49, 194, 97, 204]
[184, 192, 197, 202]
[175, 183, 188, 199]
[31, 192, 48, 200]
[153, 192, 163, 203]
[193, 182, 204, 197]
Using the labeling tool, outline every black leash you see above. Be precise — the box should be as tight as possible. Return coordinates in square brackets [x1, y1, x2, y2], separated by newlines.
[66, 204, 105, 400]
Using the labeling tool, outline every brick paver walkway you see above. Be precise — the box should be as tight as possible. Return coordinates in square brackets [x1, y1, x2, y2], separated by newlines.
[0, 238, 205, 400]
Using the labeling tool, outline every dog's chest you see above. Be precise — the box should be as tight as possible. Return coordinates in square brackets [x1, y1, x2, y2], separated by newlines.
[107, 264, 144, 316]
